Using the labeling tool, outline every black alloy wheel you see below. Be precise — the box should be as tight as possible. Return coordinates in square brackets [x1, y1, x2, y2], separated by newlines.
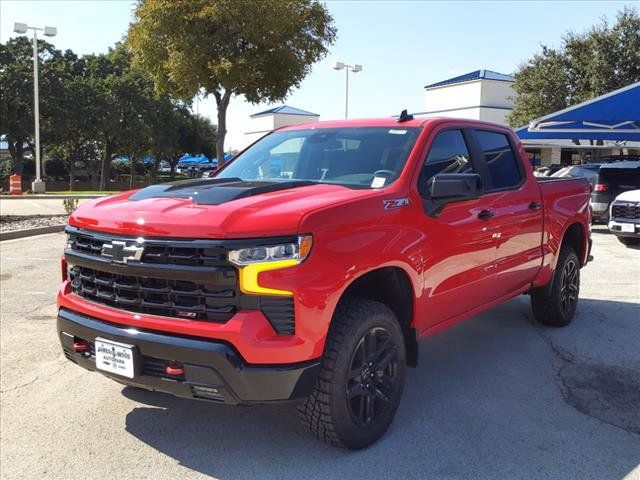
[298, 298, 406, 449]
[559, 258, 579, 315]
[346, 327, 399, 427]
[531, 246, 580, 327]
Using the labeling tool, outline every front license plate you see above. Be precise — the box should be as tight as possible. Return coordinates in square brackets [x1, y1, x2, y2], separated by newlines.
[621, 223, 635, 233]
[95, 338, 135, 378]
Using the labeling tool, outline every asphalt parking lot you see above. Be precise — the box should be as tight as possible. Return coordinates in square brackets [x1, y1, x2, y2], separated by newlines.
[1, 228, 638, 480]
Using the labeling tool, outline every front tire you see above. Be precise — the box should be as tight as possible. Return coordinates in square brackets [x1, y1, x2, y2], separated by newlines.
[531, 247, 580, 327]
[298, 298, 406, 450]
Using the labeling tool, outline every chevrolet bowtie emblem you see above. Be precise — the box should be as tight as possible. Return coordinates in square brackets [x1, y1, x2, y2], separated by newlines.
[101, 241, 144, 264]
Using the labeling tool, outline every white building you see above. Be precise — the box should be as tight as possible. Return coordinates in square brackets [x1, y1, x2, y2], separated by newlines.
[244, 105, 319, 147]
[423, 69, 515, 124]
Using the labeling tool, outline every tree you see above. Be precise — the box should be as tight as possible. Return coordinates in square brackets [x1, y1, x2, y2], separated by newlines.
[83, 45, 157, 190]
[507, 7, 640, 127]
[41, 50, 97, 190]
[127, 0, 336, 166]
[148, 101, 217, 180]
[0, 37, 60, 175]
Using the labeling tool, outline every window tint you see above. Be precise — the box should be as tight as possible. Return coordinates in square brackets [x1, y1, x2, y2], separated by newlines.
[218, 127, 420, 188]
[475, 130, 522, 190]
[418, 129, 472, 194]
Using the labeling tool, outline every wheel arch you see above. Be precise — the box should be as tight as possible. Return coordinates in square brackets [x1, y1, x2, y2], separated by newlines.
[335, 266, 418, 367]
[560, 221, 588, 266]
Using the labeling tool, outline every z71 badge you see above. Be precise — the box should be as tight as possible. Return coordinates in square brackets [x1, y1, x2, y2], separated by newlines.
[383, 198, 410, 210]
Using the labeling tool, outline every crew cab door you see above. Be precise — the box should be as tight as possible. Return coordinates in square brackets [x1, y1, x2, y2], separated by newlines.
[469, 129, 544, 296]
[415, 128, 499, 327]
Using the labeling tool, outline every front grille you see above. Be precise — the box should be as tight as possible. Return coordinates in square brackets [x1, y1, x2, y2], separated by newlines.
[612, 203, 640, 220]
[65, 227, 296, 334]
[69, 265, 236, 322]
[70, 230, 229, 267]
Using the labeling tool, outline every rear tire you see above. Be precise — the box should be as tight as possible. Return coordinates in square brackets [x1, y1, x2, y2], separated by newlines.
[617, 236, 640, 247]
[531, 247, 580, 327]
[298, 298, 406, 450]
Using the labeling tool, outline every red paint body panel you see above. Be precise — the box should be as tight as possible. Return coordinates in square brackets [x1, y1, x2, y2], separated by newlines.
[59, 117, 590, 365]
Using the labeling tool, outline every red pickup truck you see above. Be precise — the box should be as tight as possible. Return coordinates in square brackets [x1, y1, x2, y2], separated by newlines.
[58, 116, 591, 449]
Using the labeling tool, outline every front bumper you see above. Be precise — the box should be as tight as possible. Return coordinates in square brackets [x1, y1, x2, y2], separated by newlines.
[58, 308, 320, 404]
[608, 219, 640, 239]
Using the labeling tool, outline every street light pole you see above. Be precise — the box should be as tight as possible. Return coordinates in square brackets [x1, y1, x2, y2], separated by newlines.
[13, 22, 57, 193]
[31, 26, 42, 193]
[333, 62, 363, 119]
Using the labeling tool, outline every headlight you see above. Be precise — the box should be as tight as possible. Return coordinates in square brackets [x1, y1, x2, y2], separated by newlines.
[228, 235, 313, 266]
[228, 235, 313, 296]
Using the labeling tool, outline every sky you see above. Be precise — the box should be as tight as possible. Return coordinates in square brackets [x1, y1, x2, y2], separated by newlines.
[0, 0, 632, 151]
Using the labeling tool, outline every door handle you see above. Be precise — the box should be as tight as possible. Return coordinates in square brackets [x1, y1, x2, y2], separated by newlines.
[477, 209, 494, 220]
[529, 202, 541, 210]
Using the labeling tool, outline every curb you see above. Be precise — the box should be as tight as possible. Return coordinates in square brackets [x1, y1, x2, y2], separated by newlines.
[0, 224, 66, 241]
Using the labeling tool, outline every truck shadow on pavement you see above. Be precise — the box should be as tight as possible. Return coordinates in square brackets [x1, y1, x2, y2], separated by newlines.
[122, 297, 640, 480]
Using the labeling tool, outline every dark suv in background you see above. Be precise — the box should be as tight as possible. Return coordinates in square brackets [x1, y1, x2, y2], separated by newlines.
[591, 161, 640, 222]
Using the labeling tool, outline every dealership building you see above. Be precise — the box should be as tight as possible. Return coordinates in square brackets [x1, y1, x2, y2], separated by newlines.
[241, 71, 638, 167]
[421, 70, 639, 166]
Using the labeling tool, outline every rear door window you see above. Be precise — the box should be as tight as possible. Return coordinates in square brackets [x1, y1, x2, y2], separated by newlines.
[475, 130, 523, 190]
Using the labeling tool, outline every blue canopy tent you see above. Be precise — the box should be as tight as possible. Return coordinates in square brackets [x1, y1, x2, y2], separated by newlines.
[177, 154, 215, 167]
[516, 82, 640, 142]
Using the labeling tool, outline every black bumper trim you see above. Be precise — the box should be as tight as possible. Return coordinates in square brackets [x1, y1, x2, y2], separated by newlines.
[57, 308, 319, 404]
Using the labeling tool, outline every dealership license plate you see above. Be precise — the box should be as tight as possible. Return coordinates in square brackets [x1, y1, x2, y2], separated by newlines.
[621, 223, 635, 233]
[95, 338, 135, 378]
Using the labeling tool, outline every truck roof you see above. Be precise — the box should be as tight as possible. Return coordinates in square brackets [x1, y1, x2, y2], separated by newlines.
[278, 116, 511, 131]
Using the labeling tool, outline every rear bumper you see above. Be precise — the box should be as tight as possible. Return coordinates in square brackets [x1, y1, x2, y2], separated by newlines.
[57, 308, 320, 404]
[590, 202, 610, 220]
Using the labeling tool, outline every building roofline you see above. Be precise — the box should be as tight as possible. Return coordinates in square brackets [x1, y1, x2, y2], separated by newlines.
[424, 69, 514, 89]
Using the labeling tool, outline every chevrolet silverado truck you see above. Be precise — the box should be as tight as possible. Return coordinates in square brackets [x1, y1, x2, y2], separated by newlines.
[58, 115, 591, 449]
[608, 189, 640, 246]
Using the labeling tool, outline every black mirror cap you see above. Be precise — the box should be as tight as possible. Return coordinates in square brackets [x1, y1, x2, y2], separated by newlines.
[428, 173, 483, 201]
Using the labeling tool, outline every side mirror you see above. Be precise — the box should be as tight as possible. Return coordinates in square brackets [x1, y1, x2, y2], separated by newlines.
[429, 173, 482, 200]
[423, 173, 483, 216]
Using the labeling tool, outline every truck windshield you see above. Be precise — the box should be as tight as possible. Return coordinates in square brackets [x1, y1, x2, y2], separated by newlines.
[216, 126, 421, 188]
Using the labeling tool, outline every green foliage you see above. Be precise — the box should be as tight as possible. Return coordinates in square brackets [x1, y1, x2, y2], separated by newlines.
[0, 158, 12, 181]
[127, 0, 336, 165]
[62, 197, 79, 214]
[0, 36, 213, 190]
[0, 37, 61, 174]
[508, 7, 640, 127]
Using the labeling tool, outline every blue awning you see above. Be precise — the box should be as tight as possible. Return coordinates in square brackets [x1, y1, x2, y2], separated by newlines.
[516, 82, 640, 142]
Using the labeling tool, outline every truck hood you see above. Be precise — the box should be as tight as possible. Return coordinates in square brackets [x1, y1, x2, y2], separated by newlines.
[69, 179, 374, 238]
[614, 189, 640, 203]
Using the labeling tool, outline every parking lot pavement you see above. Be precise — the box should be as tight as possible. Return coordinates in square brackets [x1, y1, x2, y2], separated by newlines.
[1, 228, 638, 480]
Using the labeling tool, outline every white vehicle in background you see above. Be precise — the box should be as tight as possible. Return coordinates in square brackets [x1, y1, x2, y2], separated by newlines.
[608, 189, 640, 246]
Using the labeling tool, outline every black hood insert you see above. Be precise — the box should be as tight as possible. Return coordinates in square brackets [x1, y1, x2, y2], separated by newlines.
[129, 178, 317, 205]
